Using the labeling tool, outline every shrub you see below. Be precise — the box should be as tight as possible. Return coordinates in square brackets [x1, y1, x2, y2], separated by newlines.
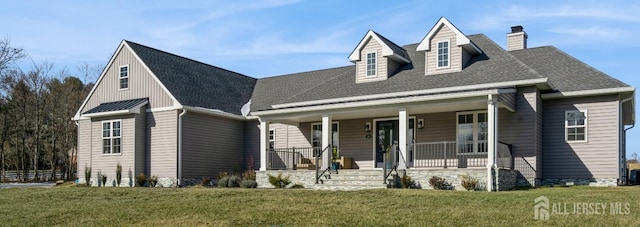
[100, 173, 108, 187]
[217, 171, 228, 182]
[429, 176, 452, 190]
[242, 169, 256, 181]
[200, 177, 211, 187]
[218, 175, 241, 188]
[136, 173, 147, 187]
[267, 173, 291, 189]
[460, 175, 479, 191]
[148, 176, 158, 187]
[401, 175, 416, 189]
[290, 183, 304, 189]
[240, 179, 258, 188]
[84, 166, 92, 187]
[115, 163, 122, 187]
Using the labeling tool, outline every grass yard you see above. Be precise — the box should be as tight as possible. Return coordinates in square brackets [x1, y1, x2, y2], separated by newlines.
[0, 185, 638, 226]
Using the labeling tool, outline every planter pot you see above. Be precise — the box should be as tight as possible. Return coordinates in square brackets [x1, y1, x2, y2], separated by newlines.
[331, 162, 340, 170]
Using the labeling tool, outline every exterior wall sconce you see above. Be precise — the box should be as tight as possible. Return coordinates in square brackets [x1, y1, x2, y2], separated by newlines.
[364, 122, 371, 132]
[417, 119, 424, 129]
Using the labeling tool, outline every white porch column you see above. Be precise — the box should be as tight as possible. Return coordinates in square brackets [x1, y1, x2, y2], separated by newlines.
[398, 108, 408, 170]
[259, 120, 270, 171]
[322, 115, 332, 169]
[487, 94, 499, 191]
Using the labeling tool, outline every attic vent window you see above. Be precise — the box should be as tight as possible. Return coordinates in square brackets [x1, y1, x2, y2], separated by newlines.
[437, 41, 449, 68]
[119, 65, 129, 89]
[366, 52, 377, 77]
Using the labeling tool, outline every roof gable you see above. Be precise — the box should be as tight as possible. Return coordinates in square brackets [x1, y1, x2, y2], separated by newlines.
[349, 30, 410, 63]
[416, 17, 481, 54]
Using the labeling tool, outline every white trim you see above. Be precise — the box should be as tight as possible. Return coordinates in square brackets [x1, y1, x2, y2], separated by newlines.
[268, 78, 545, 110]
[118, 65, 129, 90]
[349, 30, 410, 63]
[73, 40, 182, 120]
[101, 120, 122, 155]
[455, 111, 488, 154]
[436, 40, 450, 69]
[565, 110, 588, 143]
[182, 106, 246, 121]
[259, 120, 269, 171]
[416, 17, 481, 54]
[372, 116, 416, 169]
[365, 51, 377, 77]
[541, 87, 635, 99]
[256, 89, 515, 116]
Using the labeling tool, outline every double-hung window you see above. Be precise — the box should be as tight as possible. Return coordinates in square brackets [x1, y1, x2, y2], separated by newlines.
[457, 112, 487, 154]
[119, 65, 129, 89]
[102, 120, 122, 154]
[437, 41, 449, 68]
[269, 129, 275, 150]
[565, 110, 587, 142]
[366, 52, 377, 77]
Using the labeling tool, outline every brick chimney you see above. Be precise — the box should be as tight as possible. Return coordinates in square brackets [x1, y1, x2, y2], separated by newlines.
[507, 25, 527, 51]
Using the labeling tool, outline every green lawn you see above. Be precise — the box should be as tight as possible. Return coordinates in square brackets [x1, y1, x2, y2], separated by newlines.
[0, 185, 638, 226]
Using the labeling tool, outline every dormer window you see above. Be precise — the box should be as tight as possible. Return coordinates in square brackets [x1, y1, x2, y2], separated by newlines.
[119, 65, 129, 90]
[366, 52, 377, 77]
[437, 41, 449, 68]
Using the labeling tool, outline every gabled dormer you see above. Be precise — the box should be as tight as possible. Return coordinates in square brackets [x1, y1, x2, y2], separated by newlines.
[349, 30, 410, 83]
[417, 17, 482, 75]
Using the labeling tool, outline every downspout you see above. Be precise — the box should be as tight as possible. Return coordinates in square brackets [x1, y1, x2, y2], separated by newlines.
[178, 109, 187, 187]
[620, 96, 634, 185]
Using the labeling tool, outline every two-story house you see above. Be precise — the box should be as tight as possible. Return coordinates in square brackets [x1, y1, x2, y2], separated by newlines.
[75, 17, 635, 190]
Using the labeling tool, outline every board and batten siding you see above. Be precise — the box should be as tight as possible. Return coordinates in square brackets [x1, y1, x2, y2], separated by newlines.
[81, 44, 174, 113]
[87, 115, 137, 179]
[425, 25, 462, 75]
[542, 95, 619, 179]
[356, 38, 388, 83]
[181, 112, 244, 178]
[146, 110, 177, 178]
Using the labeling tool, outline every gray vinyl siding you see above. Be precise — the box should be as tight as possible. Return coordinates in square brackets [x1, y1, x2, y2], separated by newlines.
[88, 115, 137, 180]
[499, 92, 516, 111]
[425, 25, 462, 75]
[461, 48, 472, 68]
[271, 123, 311, 149]
[81, 45, 174, 113]
[134, 107, 146, 176]
[387, 58, 401, 78]
[356, 38, 388, 83]
[498, 87, 540, 183]
[181, 112, 244, 178]
[146, 110, 177, 178]
[77, 119, 92, 174]
[339, 118, 374, 169]
[244, 120, 260, 170]
[415, 112, 456, 143]
[542, 95, 619, 179]
[507, 33, 526, 51]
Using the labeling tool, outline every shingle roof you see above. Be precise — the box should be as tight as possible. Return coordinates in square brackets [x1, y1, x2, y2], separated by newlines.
[83, 98, 148, 114]
[126, 41, 256, 115]
[252, 34, 632, 112]
[372, 31, 410, 61]
[509, 46, 630, 92]
[251, 34, 546, 111]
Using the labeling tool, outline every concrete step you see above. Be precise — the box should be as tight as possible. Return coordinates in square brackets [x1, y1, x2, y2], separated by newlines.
[319, 179, 384, 186]
[311, 184, 388, 190]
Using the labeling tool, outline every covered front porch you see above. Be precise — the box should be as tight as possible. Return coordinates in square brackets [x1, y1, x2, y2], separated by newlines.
[255, 89, 518, 191]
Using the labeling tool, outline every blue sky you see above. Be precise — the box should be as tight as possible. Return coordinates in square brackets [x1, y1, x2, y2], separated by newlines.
[2, 0, 639, 158]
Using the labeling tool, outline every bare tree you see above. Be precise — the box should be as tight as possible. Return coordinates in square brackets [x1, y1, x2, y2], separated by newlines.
[0, 36, 26, 73]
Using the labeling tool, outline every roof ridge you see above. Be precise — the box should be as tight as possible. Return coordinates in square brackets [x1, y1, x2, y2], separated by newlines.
[371, 30, 406, 51]
[124, 40, 256, 80]
[260, 65, 354, 80]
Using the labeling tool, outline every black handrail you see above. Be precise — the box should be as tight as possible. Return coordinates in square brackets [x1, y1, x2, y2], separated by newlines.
[315, 146, 332, 184]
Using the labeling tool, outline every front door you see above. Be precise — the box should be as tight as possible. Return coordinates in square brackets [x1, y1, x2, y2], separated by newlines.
[375, 119, 414, 168]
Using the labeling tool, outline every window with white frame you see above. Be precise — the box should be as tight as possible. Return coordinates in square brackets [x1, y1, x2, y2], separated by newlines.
[269, 129, 275, 150]
[366, 52, 377, 76]
[457, 112, 487, 153]
[565, 110, 587, 142]
[102, 120, 122, 154]
[437, 41, 449, 68]
[311, 123, 339, 150]
[119, 66, 129, 89]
